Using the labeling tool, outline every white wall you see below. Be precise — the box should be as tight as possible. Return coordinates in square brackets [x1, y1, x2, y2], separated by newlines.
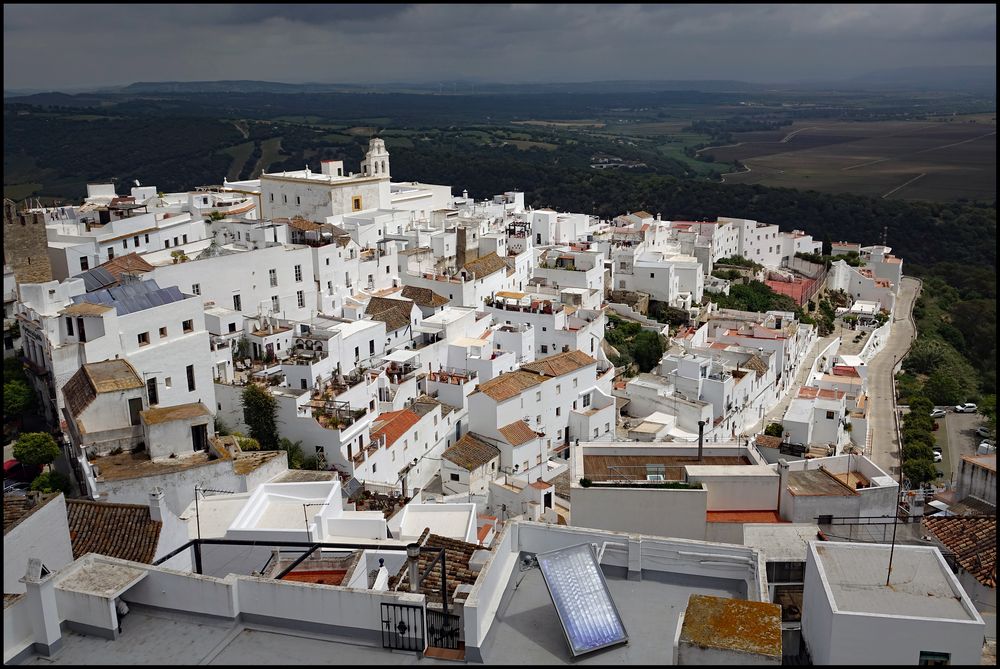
[125, 567, 239, 618]
[3, 495, 74, 595]
[570, 486, 708, 540]
[3, 596, 34, 663]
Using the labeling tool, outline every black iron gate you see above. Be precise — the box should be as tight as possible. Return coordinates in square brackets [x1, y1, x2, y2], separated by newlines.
[381, 602, 424, 652]
[426, 609, 461, 650]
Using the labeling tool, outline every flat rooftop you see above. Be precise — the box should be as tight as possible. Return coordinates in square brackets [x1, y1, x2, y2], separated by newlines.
[743, 524, 821, 563]
[583, 454, 751, 482]
[480, 562, 744, 665]
[811, 542, 980, 622]
[786, 468, 857, 497]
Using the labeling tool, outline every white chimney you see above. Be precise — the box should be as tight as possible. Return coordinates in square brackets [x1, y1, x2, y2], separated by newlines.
[149, 487, 165, 523]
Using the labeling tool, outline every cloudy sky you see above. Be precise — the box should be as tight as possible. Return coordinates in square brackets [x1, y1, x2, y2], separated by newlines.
[3, 3, 995, 90]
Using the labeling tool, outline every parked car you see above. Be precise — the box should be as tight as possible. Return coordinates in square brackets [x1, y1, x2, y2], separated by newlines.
[978, 442, 996, 456]
[931, 446, 942, 453]
[930, 409, 947, 418]
[976, 426, 992, 438]
[3, 459, 42, 484]
[933, 452, 942, 463]
[954, 403, 977, 413]
[2, 480, 29, 495]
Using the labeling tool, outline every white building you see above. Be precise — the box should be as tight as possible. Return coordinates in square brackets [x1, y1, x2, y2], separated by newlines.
[801, 541, 985, 665]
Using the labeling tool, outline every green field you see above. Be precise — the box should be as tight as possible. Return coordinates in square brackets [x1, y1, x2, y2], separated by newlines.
[253, 137, 283, 176]
[3, 182, 42, 200]
[220, 141, 255, 181]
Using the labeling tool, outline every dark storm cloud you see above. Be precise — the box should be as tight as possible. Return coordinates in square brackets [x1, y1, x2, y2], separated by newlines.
[3, 4, 995, 90]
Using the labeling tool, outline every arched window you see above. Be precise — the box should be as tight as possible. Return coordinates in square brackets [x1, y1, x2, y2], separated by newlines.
[381, 160, 387, 174]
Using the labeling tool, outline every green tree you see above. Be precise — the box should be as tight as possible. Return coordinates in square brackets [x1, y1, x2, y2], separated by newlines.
[907, 396, 934, 417]
[3, 379, 34, 419]
[13, 432, 61, 469]
[278, 438, 305, 469]
[30, 470, 71, 495]
[924, 369, 966, 406]
[240, 384, 279, 450]
[902, 458, 938, 487]
[764, 423, 784, 437]
[631, 330, 664, 373]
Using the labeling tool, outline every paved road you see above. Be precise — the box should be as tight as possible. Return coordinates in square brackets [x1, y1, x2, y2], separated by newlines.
[866, 277, 920, 475]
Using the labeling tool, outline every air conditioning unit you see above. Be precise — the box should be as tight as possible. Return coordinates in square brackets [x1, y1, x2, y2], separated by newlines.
[646, 474, 664, 482]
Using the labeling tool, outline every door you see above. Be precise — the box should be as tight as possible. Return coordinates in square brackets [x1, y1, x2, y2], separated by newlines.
[543, 491, 552, 509]
[191, 424, 208, 452]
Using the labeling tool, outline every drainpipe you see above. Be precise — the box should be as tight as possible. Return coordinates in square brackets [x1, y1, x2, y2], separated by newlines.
[697, 420, 706, 461]
[777, 458, 789, 520]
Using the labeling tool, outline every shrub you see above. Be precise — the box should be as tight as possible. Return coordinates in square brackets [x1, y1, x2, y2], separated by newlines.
[764, 423, 784, 438]
[30, 470, 71, 495]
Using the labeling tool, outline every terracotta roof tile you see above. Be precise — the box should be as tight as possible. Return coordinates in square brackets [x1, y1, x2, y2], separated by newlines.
[400, 285, 449, 308]
[442, 433, 500, 471]
[519, 350, 597, 377]
[461, 252, 508, 278]
[63, 360, 143, 418]
[498, 420, 538, 446]
[99, 253, 155, 280]
[365, 296, 414, 332]
[370, 409, 421, 448]
[66, 499, 162, 563]
[389, 532, 483, 604]
[3, 493, 58, 535]
[476, 370, 545, 401]
[924, 516, 996, 588]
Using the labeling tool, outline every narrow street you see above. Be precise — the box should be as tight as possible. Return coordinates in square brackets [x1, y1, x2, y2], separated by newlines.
[865, 277, 921, 476]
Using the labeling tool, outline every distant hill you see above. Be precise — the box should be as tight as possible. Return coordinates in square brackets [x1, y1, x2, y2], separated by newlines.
[849, 66, 996, 92]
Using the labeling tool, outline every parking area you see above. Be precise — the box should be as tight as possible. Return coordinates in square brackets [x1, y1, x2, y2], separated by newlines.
[935, 410, 989, 486]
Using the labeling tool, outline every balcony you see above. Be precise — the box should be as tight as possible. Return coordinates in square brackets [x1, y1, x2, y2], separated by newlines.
[427, 367, 478, 384]
[310, 398, 368, 431]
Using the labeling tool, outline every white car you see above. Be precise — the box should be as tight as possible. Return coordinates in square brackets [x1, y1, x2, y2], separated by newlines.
[976, 426, 992, 438]
[932, 452, 942, 463]
[930, 409, 946, 418]
[954, 403, 977, 413]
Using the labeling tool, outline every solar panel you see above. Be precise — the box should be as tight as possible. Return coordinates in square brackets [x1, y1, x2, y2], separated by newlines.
[536, 543, 628, 657]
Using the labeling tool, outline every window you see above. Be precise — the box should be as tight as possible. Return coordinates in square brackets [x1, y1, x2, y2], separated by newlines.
[186, 364, 196, 391]
[540, 345, 548, 354]
[137, 332, 150, 346]
[369, 340, 375, 355]
[164, 240, 170, 248]
[283, 194, 287, 203]
[80, 257, 89, 271]
[450, 473, 460, 482]
[107, 247, 115, 260]
[619, 261, 627, 269]
[354, 346, 360, 361]
[269, 193, 274, 202]
[918, 651, 951, 666]
[295, 196, 300, 205]
[301, 379, 307, 390]
[826, 410, 835, 420]
[165, 377, 172, 388]
[269, 268, 278, 287]
[556, 384, 561, 394]
[183, 234, 188, 244]
[159, 327, 168, 338]
[271, 296, 280, 312]
[66, 317, 74, 336]
[555, 407, 561, 416]
[233, 294, 242, 311]
[128, 397, 143, 426]
[294, 264, 302, 282]
[122, 239, 128, 249]
[144, 234, 149, 243]
[182, 319, 193, 333]
[536, 415, 541, 425]
[650, 273, 655, 278]
[352, 196, 362, 211]
[296, 290, 305, 308]
[191, 283, 200, 296]
[583, 393, 591, 407]
[173, 237, 179, 246]
[228, 322, 237, 333]
[766, 561, 805, 584]
[147, 378, 158, 405]
[133, 235, 140, 246]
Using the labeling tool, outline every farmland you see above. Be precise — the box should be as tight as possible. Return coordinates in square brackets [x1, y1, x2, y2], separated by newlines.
[701, 115, 996, 202]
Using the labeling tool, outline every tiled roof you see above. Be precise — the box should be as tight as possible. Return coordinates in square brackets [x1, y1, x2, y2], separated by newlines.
[528, 479, 552, 490]
[442, 433, 500, 471]
[519, 350, 597, 377]
[370, 409, 421, 448]
[498, 420, 538, 446]
[630, 210, 653, 219]
[755, 434, 782, 450]
[99, 253, 155, 280]
[66, 499, 162, 563]
[365, 296, 414, 332]
[476, 370, 545, 401]
[400, 285, 449, 308]
[390, 530, 482, 604]
[744, 354, 768, 377]
[706, 510, 783, 523]
[284, 216, 323, 232]
[63, 360, 144, 418]
[924, 516, 996, 588]
[3, 493, 58, 535]
[461, 252, 508, 279]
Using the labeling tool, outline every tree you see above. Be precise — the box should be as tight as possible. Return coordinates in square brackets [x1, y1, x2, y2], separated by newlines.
[241, 384, 279, 450]
[13, 432, 61, 469]
[908, 396, 934, 417]
[631, 330, 664, 373]
[764, 423, 784, 437]
[902, 458, 938, 487]
[924, 369, 966, 406]
[30, 470, 71, 495]
[278, 438, 305, 469]
[3, 379, 34, 419]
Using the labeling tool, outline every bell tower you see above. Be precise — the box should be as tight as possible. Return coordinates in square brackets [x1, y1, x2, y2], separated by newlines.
[361, 138, 390, 178]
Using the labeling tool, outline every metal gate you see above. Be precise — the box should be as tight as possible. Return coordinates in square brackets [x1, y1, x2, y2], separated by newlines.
[381, 603, 424, 652]
[426, 609, 461, 650]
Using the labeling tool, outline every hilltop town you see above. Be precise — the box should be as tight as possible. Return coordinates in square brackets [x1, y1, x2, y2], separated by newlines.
[3, 138, 993, 665]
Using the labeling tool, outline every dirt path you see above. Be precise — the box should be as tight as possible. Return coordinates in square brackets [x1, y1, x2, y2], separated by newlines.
[882, 172, 926, 199]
